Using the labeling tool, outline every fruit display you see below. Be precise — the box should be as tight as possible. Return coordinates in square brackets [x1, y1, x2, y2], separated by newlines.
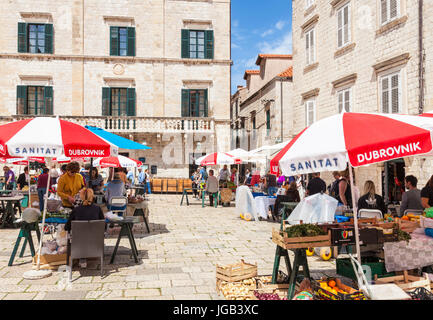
[319, 280, 349, 295]
[285, 224, 327, 238]
[218, 281, 254, 300]
[253, 291, 288, 300]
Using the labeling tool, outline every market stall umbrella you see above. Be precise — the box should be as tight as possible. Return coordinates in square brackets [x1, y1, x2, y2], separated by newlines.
[0, 117, 118, 279]
[84, 126, 152, 150]
[270, 112, 433, 263]
[93, 155, 143, 168]
[195, 152, 242, 166]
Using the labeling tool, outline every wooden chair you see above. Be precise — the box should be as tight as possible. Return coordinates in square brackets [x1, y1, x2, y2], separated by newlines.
[162, 179, 168, 194]
[152, 179, 162, 193]
[177, 179, 184, 194]
[183, 179, 193, 193]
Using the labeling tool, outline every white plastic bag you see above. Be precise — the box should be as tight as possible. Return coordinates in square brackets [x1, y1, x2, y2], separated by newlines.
[235, 186, 259, 221]
[56, 225, 68, 247]
[287, 193, 338, 225]
[105, 211, 123, 221]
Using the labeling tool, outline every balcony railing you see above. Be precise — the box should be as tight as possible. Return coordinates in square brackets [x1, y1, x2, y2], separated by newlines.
[0, 115, 215, 133]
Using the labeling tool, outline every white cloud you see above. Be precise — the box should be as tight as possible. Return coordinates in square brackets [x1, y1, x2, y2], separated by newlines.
[232, 20, 239, 28]
[275, 20, 286, 30]
[258, 30, 293, 54]
[232, 43, 240, 49]
[261, 29, 274, 38]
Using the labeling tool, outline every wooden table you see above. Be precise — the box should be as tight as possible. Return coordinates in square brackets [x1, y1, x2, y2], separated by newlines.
[109, 216, 140, 264]
[0, 195, 24, 228]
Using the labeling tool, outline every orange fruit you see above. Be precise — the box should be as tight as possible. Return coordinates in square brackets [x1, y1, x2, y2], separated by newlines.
[402, 216, 410, 221]
[328, 280, 336, 288]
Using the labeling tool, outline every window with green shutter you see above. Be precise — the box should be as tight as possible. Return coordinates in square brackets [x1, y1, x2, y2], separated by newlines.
[181, 89, 208, 117]
[16, 85, 53, 115]
[18, 23, 53, 54]
[102, 87, 136, 116]
[181, 29, 214, 59]
[110, 26, 135, 56]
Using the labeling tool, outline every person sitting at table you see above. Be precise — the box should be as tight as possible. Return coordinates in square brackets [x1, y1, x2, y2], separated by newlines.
[357, 180, 387, 215]
[57, 162, 85, 209]
[88, 167, 104, 193]
[264, 170, 278, 196]
[105, 172, 126, 211]
[17, 166, 29, 190]
[64, 188, 105, 268]
[205, 170, 219, 207]
[400, 175, 423, 216]
[286, 181, 301, 203]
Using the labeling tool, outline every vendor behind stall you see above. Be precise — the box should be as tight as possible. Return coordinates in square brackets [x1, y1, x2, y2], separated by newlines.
[57, 162, 85, 209]
[88, 167, 104, 193]
[17, 166, 29, 190]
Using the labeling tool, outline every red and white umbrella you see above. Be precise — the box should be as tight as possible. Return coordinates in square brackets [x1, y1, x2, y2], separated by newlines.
[271, 112, 433, 176]
[0, 156, 45, 166]
[0, 117, 117, 158]
[270, 112, 433, 264]
[195, 152, 242, 166]
[93, 155, 142, 168]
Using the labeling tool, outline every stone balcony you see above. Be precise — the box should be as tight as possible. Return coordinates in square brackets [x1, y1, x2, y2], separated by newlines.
[0, 115, 217, 134]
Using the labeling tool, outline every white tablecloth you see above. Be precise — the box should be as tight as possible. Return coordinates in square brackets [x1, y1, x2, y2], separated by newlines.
[255, 196, 277, 219]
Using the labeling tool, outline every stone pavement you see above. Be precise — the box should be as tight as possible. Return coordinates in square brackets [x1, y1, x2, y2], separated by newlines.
[0, 194, 336, 300]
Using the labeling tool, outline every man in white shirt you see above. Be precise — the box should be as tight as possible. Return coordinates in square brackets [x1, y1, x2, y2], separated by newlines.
[218, 165, 230, 186]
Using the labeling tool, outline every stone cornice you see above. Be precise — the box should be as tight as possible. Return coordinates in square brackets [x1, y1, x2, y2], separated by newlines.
[334, 42, 356, 58]
[376, 15, 408, 36]
[372, 53, 411, 73]
[303, 62, 319, 74]
[332, 73, 357, 88]
[183, 19, 213, 26]
[301, 88, 320, 100]
[20, 12, 52, 20]
[0, 53, 232, 65]
[301, 14, 319, 31]
[330, 0, 349, 8]
[19, 74, 52, 81]
[304, 4, 316, 16]
[103, 16, 135, 23]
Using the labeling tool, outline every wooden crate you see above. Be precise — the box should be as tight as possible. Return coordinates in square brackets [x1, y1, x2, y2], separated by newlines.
[216, 278, 256, 293]
[375, 272, 430, 292]
[272, 228, 331, 249]
[398, 220, 420, 233]
[216, 260, 258, 282]
[32, 254, 67, 270]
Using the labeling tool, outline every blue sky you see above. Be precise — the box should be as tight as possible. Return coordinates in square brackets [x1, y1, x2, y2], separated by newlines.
[231, 0, 293, 93]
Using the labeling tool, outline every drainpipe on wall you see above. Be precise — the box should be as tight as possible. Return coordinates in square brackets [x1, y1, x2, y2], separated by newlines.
[419, 0, 424, 115]
[280, 80, 283, 142]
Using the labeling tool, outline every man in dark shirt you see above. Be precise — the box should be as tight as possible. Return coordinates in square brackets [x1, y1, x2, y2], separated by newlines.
[265, 171, 278, 196]
[306, 172, 326, 196]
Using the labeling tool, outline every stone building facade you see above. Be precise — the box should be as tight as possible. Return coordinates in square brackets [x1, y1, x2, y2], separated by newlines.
[292, 0, 433, 203]
[231, 54, 293, 172]
[0, 0, 231, 178]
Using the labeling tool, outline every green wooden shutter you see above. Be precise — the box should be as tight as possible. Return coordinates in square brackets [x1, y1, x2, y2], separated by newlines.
[45, 24, 53, 54]
[16, 85, 27, 114]
[205, 30, 214, 59]
[110, 27, 118, 56]
[181, 29, 190, 58]
[181, 89, 190, 117]
[127, 27, 135, 57]
[204, 89, 208, 117]
[18, 23, 27, 53]
[102, 87, 111, 115]
[127, 88, 136, 116]
[44, 86, 53, 114]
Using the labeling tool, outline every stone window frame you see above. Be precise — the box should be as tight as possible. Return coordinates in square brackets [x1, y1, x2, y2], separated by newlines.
[336, 1, 351, 49]
[379, 0, 401, 26]
[337, 87, 352, 113]
[379, 70, 402, 114]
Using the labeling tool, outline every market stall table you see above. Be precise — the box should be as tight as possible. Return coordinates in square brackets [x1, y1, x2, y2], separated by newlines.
[255, 196, 277, 219]
[109, 216, 140, 264]
[0, 195, 24, 228]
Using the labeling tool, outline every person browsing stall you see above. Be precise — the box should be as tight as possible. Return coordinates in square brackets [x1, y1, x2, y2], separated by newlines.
[57, 162, 85, 209]
[37, 168, 52, 212]
[421, 175, 433, 209]
[306, 172, 326, 196]
[3, 166, 15, 190]
[88, 167, 104, 193]
[400, 175, 423, 215]
[105, 172, 126, 209]
[265, 170, 278, 196]
[205, 170, 219, 207]
[218, 165, 230, 186]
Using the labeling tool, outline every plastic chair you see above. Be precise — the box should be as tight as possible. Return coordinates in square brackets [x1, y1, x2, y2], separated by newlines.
[68, 220, 105, 281]
[358, 209, 383, 220]
[108, 196, 127, 217]
[349, 254, 410, 300]
[404, 209, 424, 216]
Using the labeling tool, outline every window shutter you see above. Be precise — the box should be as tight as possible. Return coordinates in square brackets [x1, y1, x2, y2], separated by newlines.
[345, 89, 350, 112]
[18, 22, 27, 53]
[127, 27, 135, 57]
[205, 30, 214, 59]
[310, 30, 315, 62]
[110, 27, 118, 56]
[390, 0, 398, 19]
[45, 24, 53, 54]
[337, 10, 343, 47]
[16, 85, 27, 114]
[381, 0, 388, 24]
[204, 89, 208, 117]
[391, 74, 400, 113]
[338, 92, 343, 113]
[44, 86, 53, 115]
[343, 6, 349, 44]
[305, 32, 310, 64]
[102, 87, 111, 116]
[127, 88, 136, 116]
[181, 89, 190, 117]
[181, 29, 190, 58]
[382, 77, 389, 113]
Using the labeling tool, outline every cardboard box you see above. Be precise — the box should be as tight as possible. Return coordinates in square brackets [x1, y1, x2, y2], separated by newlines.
[33, 253, 67, 269]
[330, 227, 356, 245]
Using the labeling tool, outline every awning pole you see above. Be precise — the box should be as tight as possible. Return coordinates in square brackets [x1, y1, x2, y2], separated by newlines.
[348, 163, 362, 264]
